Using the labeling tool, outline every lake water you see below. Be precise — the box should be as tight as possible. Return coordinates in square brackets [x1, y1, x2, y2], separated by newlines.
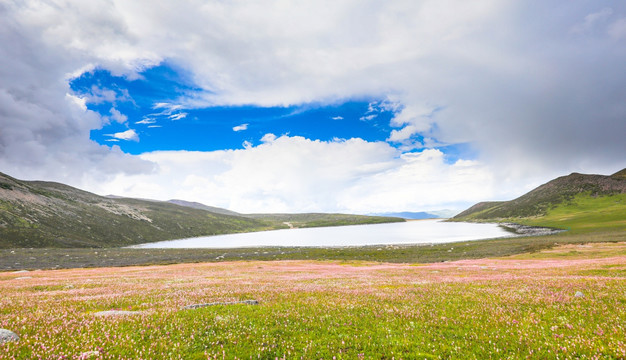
[131, 219, 515, 249]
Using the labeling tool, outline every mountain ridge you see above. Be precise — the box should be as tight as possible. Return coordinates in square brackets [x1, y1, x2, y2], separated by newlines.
[453, 168, 626, 222]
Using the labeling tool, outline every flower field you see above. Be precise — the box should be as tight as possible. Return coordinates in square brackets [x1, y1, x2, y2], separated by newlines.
[1, 243, 625, 359]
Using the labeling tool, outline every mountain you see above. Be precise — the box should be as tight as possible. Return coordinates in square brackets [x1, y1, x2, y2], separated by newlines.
[167, 199, 241, 216]
[453, 169, 626, 231]
[0, 172, 278, 248]
[371, 211, 457, 220]
[169, 200, 405, 227]
[0, 172, 402, 248]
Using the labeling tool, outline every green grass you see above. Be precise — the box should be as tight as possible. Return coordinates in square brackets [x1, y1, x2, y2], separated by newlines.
[516, 193, 626, 233]
[1, 259, 624, 359]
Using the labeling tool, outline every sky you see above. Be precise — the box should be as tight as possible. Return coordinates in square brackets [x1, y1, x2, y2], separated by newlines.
[1, 1, 625, 214]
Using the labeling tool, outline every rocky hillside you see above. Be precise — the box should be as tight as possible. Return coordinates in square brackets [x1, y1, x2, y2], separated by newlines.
[0, 172, 279, 248]
[454, 169, 626, 221]
[0, 172, 403, 248]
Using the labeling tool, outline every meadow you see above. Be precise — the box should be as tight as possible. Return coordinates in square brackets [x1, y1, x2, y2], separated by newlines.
[1, 242, 625, 359]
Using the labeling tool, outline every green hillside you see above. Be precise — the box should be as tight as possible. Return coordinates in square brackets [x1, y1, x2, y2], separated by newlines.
[245, 213, 404, 228]
[0, 172, 402, 248]
[453, 169, 626, 232]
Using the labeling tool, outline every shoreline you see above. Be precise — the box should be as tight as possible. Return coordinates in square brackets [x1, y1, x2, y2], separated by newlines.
[498, 222, 566, 237]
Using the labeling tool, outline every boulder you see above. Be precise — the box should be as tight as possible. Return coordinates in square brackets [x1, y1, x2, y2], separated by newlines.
[0, 328, 19, 344]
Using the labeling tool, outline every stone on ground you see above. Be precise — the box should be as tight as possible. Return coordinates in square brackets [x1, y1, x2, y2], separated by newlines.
[0, 328, 19, 344]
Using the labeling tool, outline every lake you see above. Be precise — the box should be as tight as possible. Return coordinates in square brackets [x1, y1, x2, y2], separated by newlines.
[131, 219, 515, 249]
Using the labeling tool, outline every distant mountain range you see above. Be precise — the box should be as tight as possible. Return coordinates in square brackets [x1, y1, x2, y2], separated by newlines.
[0, 172, 402, 248]
[372, 210, 458, 220]
[453, 169, 626, 228]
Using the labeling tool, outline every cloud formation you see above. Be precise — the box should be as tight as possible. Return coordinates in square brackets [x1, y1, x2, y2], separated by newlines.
[1, 1, 625, 211]
[95, 135, 495, 213]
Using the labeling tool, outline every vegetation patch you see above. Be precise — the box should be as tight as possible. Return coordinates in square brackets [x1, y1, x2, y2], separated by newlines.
[0, 258, 624, 358]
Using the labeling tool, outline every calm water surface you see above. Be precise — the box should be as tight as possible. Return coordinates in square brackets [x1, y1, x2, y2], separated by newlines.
[132, 220, 515, 249]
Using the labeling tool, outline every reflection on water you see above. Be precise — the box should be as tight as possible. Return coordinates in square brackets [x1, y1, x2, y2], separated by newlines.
[131, 219, 515, 249]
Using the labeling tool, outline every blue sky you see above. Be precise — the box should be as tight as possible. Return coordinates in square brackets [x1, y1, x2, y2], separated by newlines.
[2, 1, 625, 213]
[70, 63, 432, 156]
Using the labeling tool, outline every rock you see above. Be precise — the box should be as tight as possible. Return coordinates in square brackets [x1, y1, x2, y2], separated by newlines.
[183, 299, 259, 310]
[93, 310, 143, 317]
[574, 291, 584, 298]
[0, 328, 19, 344]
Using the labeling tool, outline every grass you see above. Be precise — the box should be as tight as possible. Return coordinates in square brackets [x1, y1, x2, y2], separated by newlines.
[1, 193, 625, 358]
[1, 248, 624, 359]
[516, 193, 626, 233]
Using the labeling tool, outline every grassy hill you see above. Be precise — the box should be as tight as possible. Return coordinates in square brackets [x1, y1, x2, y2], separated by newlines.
[0, 172, 402, 248]
[453, 169, 626, 232]
[245, 213, 404, 228]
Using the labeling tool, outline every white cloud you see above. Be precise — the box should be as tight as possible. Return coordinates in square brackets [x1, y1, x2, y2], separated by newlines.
[359, 114, 377, 121]
[109, 108, 128, 123]
[169, 112, 188, 120]
[388, 125, 418, 143]
[1, 0, 625, 212]
[95, 135, 495, 213]
[233, 123, 248, 132]
[136, 118, 156, 124]
[331, 116, 343, 120]
[260, 133, 277, 143]
[107, 129, 139, 141]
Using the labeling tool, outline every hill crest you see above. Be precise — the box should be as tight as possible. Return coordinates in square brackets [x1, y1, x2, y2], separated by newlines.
[453, 169, 626, 221]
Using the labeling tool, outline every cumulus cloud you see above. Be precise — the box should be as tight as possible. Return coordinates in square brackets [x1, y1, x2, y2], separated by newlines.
[95, 135, 494, 213]
[0, 2, 155, 188]
[1, 0, 625, 211]
[233, 123, 248, 132]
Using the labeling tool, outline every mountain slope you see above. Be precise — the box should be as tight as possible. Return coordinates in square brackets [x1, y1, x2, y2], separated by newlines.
[453, 169, 626, 231]
[167, 199, 241, 216]
[0, 172, 403, 248]
[0, 172, 279, 248]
